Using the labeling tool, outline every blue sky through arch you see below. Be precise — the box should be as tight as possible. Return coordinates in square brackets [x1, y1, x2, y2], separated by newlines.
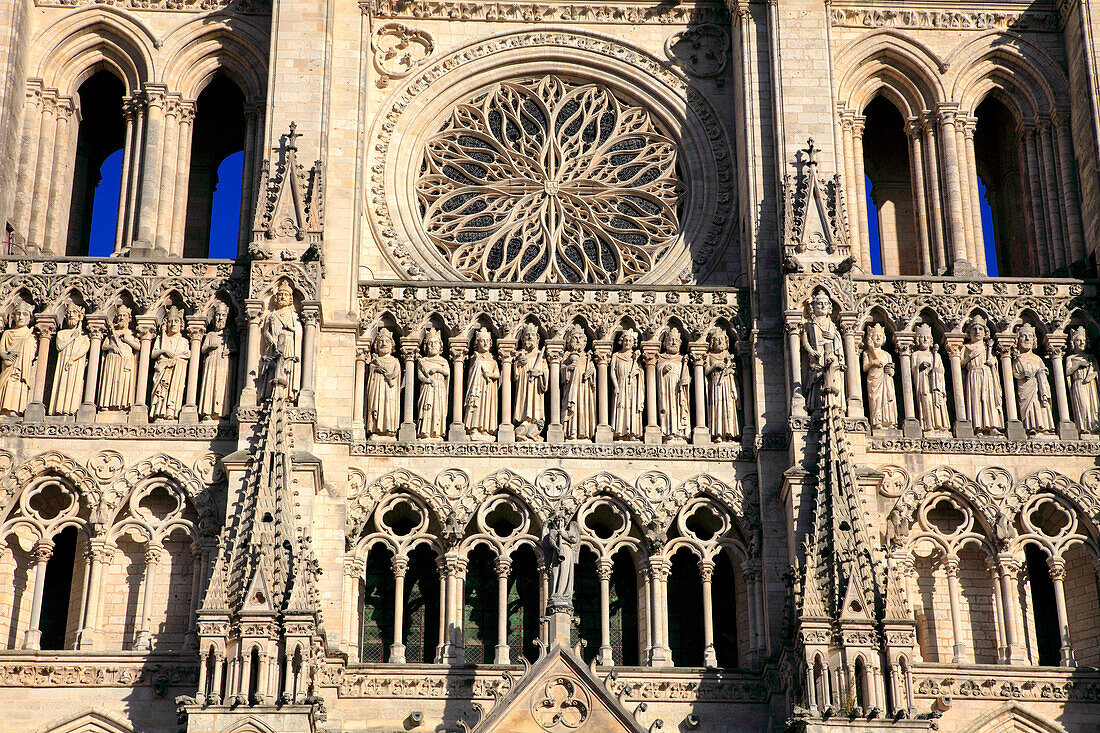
[88, 149, 123, 257]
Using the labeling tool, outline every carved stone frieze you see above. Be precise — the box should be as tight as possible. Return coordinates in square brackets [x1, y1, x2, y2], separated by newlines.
[913, 669, 1100, 702]
[869, 435, 1100, 455]
[0, 658, 199, 687]
[665, 24, 729, 79]
[372, 22, 434, 79]
[829, 6, 1061, 32]
[0, 420, 237, 440]
[366, 0, 730, 25]
[35, 0, 269, 11]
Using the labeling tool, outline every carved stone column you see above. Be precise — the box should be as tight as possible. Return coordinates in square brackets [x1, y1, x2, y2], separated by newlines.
[1038, 118, 1068, 273]
[688, 340, 710, 445]
[134, 542, 165, 651]
[391, 555, 408, 664]
[78, 317, 107, 422]
[116, 95, 144, 253]
[494, 556, 512, 664]
[943, 332, 971, 438]
[1021, 124, 1052, 274]
[42, 97, 77, 255]
[785, 312, 806, 417]
[905, 119, 933, 275]
[646, 556, 671, 666]
[26, 93, 58, 252]
[943, 555, 966, 663]
[23, 539, 54, 650]
[961, 116, 987, 274]
[545, 339, 564, 443]
[921, 115, 947, 274]
[1053, 111, 1085, 267]
[995, 331, 1025, 440]
[342, 556, 364, 663]
[597, 558, 614, 666]
[1045, 333, 1077, 440]
[699, 559, 717, 668]
[840, 315, 863, 419]
[838, 109, 862, 256]
[399, 337, 419, 442]
[130, 317, 157, 424]
[353, 345, 368, 440]
[77, 540, 111, 650]
[641, 339, 661, 443]
[439, 553, 466, 663]
[986, 557, 1008, 663]
[240, 299, 263, 408]
[133, 84, 168, 253]
[180, 317, 206, 423]
[154, 96, 181, 254]
[299, 303, 320, 409]
[25, 314, 57, 421]
[593, 340, 613, 443]
[937, 105, 972, 274]
[170, 102, 196, 256]
[448, 340, 468, 442]
[738, 335, 755, 449]
[894, 331, 920, 437]
[850, 115, 872, 270]
[997, 553, 1026, 663]
[1047, 556, 1076, 667]
[497, 338, 516, 443]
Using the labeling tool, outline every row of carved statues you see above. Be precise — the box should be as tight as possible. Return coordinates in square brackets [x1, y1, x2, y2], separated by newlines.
[361, 323, 743, 444]
[0, 300, 238, 421]
[802, 290, 1100, 436]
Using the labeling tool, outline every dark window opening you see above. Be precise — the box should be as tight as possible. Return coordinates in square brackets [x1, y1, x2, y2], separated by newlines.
[1024, 544, 1060, 666]
[66, 71, 125, 257]
[506, 545, 541, 663]
[38, 526, 77, 650]
[862, 97, 920, 276]
[184, 76, 245, 258]
[463, 545, 496, 664]
[361, 544, 395, 662]
[712, 551, 738, 668]
[667, 548, 703, 667]
[574, 545, 600, 664]
[609, 549, 639, 666]
[975, 98, 1027, 276]
[404, 545, 440, 663]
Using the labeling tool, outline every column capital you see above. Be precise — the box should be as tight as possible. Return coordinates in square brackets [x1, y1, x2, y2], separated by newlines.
[355, 345, 371, 362]
[33, 315, 57, 339]
[905, 117, 924, 140]
[142, 83, 170, 106]
[893, 330, 915, 355]
[783, 310, 804, 333]
[1045, 332, 1068, 356]
[1047, 555, 1067, 580]
[640, 340, 660, 365]
[698, 559, 715, 582]
[245, 299, 265, 320]
[647, 556, 671, 580]
[449, 341, 468, 360]
[494, 555, 512, 578]
[145, 542, 166, 565]
[186, 320, 208, 342]
[943, 555, 961, 576]
[592, 341, 613, 364]
[32, 539, 55, 561]
[596, 558, 613, 581]
[496, 337, 517, 361]
[343, 555, 365, 578]
[392, 555, 409, 578]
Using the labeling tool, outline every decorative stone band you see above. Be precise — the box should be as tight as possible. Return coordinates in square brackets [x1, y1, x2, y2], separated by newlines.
[869, 435, 1100, 455]
[912, 666, 1100, 702]
[0, 657, 199, 688]
[364, 0, 731, 25]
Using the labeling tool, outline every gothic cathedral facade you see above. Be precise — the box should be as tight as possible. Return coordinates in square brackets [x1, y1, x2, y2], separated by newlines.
[0, 0, 1099, 731]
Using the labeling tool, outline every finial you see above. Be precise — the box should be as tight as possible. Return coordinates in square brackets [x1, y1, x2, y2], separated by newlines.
[286, 122, 300, 150]
[804, 138, 820, 167]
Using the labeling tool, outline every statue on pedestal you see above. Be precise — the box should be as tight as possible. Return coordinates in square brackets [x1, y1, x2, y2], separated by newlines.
[1013, 324, 1054, 436]
[198, 303, 236, 421]
[961, 315, 1003, 435]
[801, 290, 845, 413]
[0, 302, 37, 416]
[912, 324, 950, 433]
[544, 513, 578, 610]
[610, 328, 644, 440]
[366, 327, 402, 439]
[149, 307, 190, 421]
[705, 328, 740, 442]
[417, 328, 449, 440]
[98, 305, 140, 411]
[49, 304, 89, 416]
[463, 327, 500, 441]
[513, 323, 547, 441]
[862, 323, 897, 430]
[1065, 327, 1100, 434]
[656, 329, 691, 443]
[561, 325, 596, 441]
[258, 281, 302, 402]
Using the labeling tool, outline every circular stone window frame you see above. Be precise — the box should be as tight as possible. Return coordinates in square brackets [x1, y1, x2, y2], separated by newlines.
[366, 29, 737, 285]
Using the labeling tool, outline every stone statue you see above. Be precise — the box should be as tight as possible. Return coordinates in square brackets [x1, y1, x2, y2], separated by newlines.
[885, 505, 909, 547]
[0, 302, 37, 416]
[1065, 327, 1100, 434]
[49, 304, 89, 416]
[656, 329, 691, 442]
[912, 324, 950, 433]
[98, 305, 140, 411]
[366, 327, 402, 440]
[463, 327, 500, 441]
[961, 315, 1003, 435]
[862, 323, 897, 430]
[258, 281, 303, 402]
[705, 328, 739, 442]
[149, 307, 190, 421]
[198, 303, 236, 421]
[801, 290, 845, 412]
[610, 328, 644, 440]
[416, 328, 449, 439]
[544, 513, 578, 609]
[513, 323, 547, 441]
[561, 325, 596, 441]
[1012, 324, 1054, 436]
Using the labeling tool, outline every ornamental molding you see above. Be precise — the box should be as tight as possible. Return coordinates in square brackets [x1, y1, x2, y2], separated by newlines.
[869, 435, 1100, 455]
[0, 259, 246, 313]
[828, 6, 1061, 32]
[365, 0, 730, 25]
[358, 281, 747, 340]
[0, 420, 237, 441]
[913, 670, 1100, 702]
[345, 467, 757, 545]
[665, 24, 730, 80]
[0, 659, 199, 688]
[34, 0, 269, 12]
[371, 22, 435, 80]
[367, 30, 736, 286]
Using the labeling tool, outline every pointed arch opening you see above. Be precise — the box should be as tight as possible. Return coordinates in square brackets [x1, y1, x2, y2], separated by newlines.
[506, 544, 541, 664]
[403, 544, 440, 663]
[862, 96, 920, 276]
[39, 525, 80, 650]
[66, 71, 125, 257]
[667, 548, 704, 667]
[360, 544, 395, 662]
[463, 544, 496, 664]
[183, 75, 245, 259]
[974, 97, 1027, 276]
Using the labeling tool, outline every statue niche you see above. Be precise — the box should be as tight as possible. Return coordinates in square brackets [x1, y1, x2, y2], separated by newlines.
[463, 327, 500, 442]
[258, 280, 303, 403]
[198, 302, 237, 421]
[98, 304, 140, 412]
[366, 327, 402, 440]
[801, 289, 845, 413]
[862, 323, 897, 430]
[705, 327, 740, 442]
[417, 328, 449, 440]
[0, 301, 37, 416]
[911, 323, 950, 433]
[561, 325, 596, 441]
[149, 307, 190, 421]
[610, 328, 644, 440]
[1013, 324, 1054, 436]
[49, 303, 89, 417]
[1065, 326, 1100, 434]
[513, 323, 547, 442]
[656, 328, 691, 443]
[961, 315, 1003, 435]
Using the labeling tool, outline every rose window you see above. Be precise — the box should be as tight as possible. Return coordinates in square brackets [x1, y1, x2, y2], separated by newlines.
[415, 76, 685, 284]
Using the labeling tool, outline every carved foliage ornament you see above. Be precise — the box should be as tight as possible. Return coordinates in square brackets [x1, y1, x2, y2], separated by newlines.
[372, 22, 434, 78]
[418, 76, 683, 284]
[665, 24, 729, 79]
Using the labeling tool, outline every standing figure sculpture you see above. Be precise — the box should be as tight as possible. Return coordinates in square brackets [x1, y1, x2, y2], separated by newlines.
[561, 325, 596, 441]
[0, 302, 37, 416]
[259, 281, 303, 402]
[365, 327, 402, 440]
[1013, 324, 1054, 436]
[513, 323, 547, 441]
[198, 303, 236, 421]
[862, 324, 898, 430]
[544, 513, 578, 610]
[911, 324, 950, 432]
[705, 328, 740, 442]
[464, 327, 500, 441]
[961, 315, 1003, 434]
[801, 290, 845, 412]
[1065, 327, 1100, 433]
[610, 328, 644, 440]
[98, 305, 140, 411]
[149, 307, 190, 421]
[656, 329, 691, 442]
[49, 304, 89, 416]
[417, 328, 450, 440]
